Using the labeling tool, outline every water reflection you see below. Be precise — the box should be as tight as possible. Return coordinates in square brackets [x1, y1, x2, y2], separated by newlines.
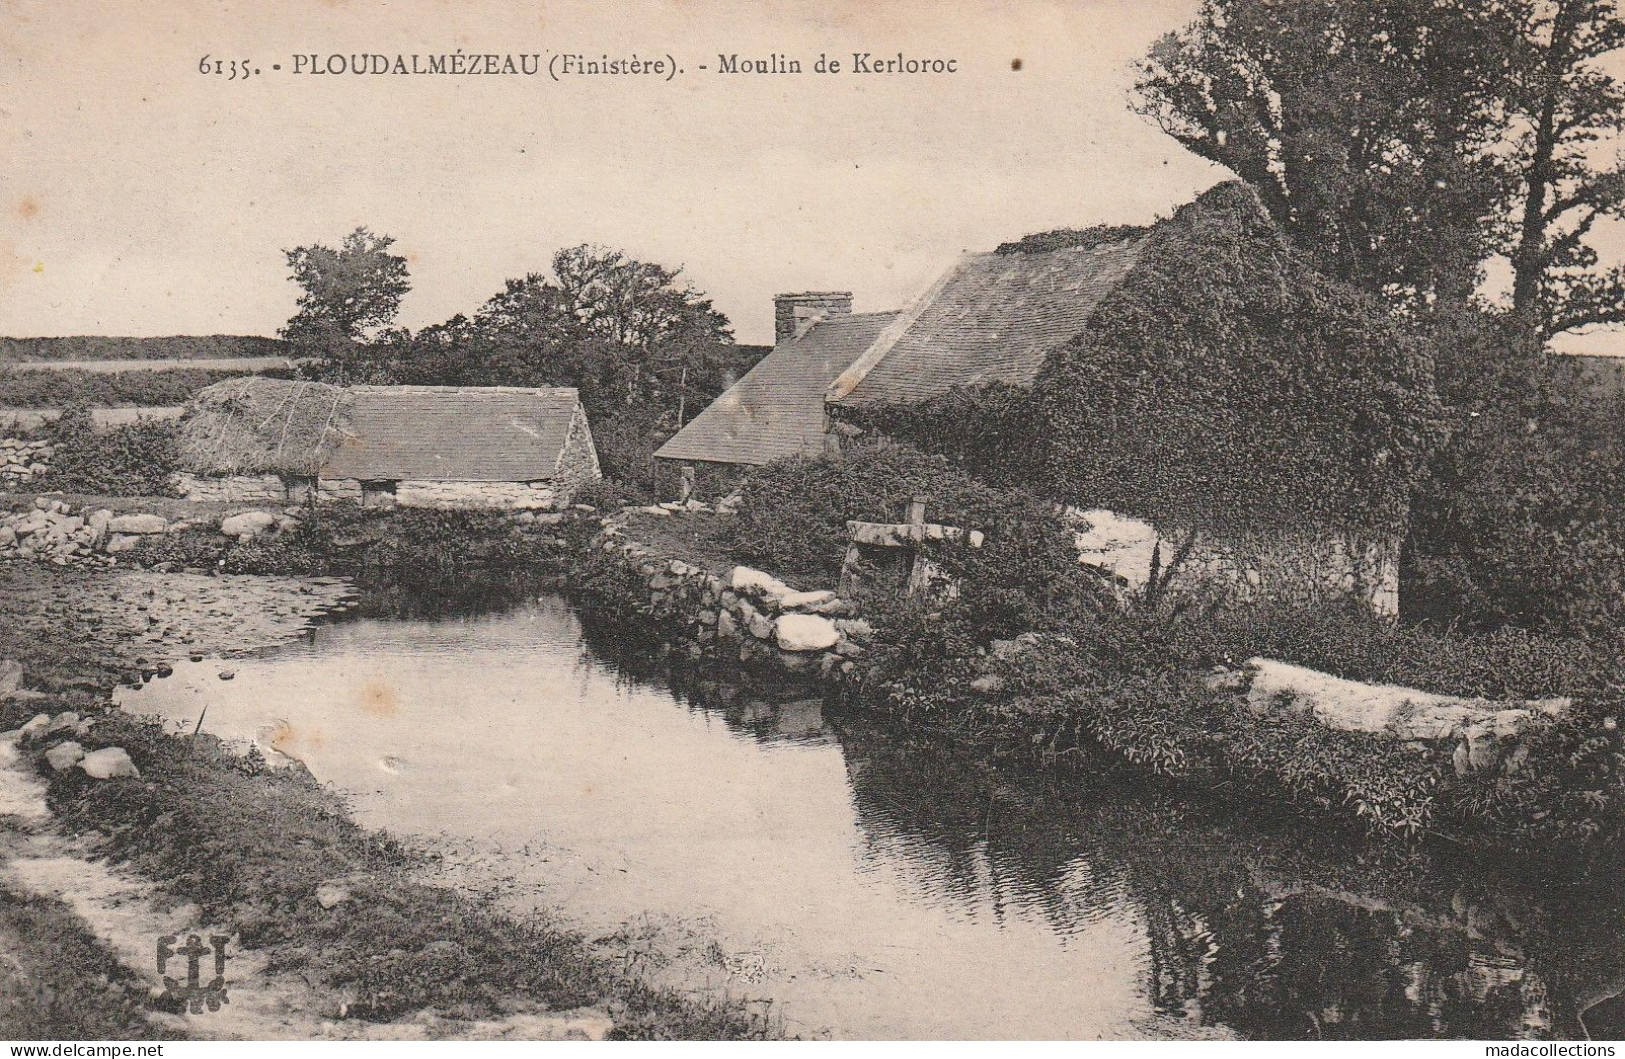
[115, 593, 1625, 1040]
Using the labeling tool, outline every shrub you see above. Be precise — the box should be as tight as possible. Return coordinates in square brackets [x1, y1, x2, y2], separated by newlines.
[729, 442, 1106, 638]
[35, 407, 179, 497]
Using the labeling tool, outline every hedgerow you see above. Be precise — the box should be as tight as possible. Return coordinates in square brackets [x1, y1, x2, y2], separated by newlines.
[34, 407, 180, 497]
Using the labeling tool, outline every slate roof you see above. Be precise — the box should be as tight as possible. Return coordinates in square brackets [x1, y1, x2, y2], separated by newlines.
[323, 385, 583, 482]
[827, 237, 1145, 407]
[654, 312, 899, 466]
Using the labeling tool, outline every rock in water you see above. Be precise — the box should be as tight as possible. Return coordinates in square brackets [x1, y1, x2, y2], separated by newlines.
[80, 747, 139, 780]
[774, 613, 840, 652]
[45, 741, 85, 772]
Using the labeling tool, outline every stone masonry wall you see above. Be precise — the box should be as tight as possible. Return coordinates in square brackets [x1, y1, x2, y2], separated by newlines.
[584, 519, 871, 685]
[174, 472, 290, 504]
[392, 480, 562, 510]
[0, 438, 52, 487]
[1071, 507, 1402, 620]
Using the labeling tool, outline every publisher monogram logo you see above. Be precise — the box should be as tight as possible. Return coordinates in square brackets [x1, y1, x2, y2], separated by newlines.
[156, 934, 230, 1014]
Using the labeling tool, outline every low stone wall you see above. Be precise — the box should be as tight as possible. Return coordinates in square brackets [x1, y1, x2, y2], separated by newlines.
[0, 438, 52, 487]
[1241, 658, 1568, 776]
[581, 521, 870, 684]
[0, 497, 301, 567]
[392, 480, 562, 511]
[174, 471, 289, 504]
[176, 473, 572, 511]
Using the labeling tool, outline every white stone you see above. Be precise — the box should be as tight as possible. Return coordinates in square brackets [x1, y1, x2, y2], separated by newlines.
[316, 882, 352, 909]
[220, 511, 279, 537]
[17, 713, 50, 740]
[729, 566, 793, 602]
[80, 747, 139, 780]
[45, 741, 84, 772]
[779, 589, 836, 612]
[774, 613, 840, 652]
[107, 514, 168, 535]
[1244, 658, 1568, 740]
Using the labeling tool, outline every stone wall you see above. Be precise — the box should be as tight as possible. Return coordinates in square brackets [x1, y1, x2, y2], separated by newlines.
[176, 472, 591, 511]
[174, 471, 290, 504]
[1070, 507, 1402, 619]
[582, 521, 870, 684]
[0, 438, 52, 487]
[391, 480, 561, 510]
[555, 403, 603, 497]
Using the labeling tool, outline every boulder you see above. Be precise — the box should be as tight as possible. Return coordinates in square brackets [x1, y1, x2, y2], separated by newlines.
[779, 589, 837, 612]
[0, 526, 14, 548]
[45, 741, 85, 772]
[108, 514, 168, 535]
[316, 881, 353, 909]
[220, 511, 278, 538]
[775, 613, 840, 652]
[1244, 658, 1569, 742]
[46, 711, 80, 734]
[17, 713, 51, 740]
[80, 747, 139, 780]
[104, 534, 140, 554]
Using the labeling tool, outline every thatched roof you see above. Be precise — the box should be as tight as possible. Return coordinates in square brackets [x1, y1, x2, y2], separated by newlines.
[176, 377, 353, 476]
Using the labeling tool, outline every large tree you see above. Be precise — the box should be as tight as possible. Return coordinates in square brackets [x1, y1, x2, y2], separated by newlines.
[1504, 0, 1625, 337]
[280, 227, 411, 353]
[1134, 0, 1625, 340]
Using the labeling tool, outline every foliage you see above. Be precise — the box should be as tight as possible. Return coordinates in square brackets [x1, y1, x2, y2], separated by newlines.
[280, 227, 411, 354]
[1135, 0, 1625, 338]
[728, 443, 1101, 633]
[35, 407, 179, 497]
[852, 588, 1625, 844]
[1035, 182, 1445, 534]
[0, 366, 265, 408]
[1401, 307, 1625, 633]
[994, 223, 1147, 255]
[0, 335, 289, 363]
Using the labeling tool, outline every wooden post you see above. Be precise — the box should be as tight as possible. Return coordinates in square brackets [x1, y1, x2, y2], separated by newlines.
[905, 496, 927, 526]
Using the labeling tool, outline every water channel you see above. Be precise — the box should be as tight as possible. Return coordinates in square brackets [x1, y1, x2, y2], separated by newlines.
[114, 592, 1625, 1040]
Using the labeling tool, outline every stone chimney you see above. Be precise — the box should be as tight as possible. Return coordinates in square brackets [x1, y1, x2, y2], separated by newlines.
[774, 291, 853, 343]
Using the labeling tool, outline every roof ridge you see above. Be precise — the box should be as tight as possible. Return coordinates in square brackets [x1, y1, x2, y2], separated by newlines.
[827, 256, 972, 403]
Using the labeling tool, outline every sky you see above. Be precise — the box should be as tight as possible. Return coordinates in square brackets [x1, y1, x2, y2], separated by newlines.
[0, 0, 1619, 350]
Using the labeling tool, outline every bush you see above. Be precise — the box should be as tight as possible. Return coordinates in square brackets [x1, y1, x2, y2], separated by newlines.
[35, 407, 179, 497]
[729, 442, 1105, 638]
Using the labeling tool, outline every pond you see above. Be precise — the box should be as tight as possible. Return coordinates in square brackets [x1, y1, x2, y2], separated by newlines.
[114, 594, 1625, 1041]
